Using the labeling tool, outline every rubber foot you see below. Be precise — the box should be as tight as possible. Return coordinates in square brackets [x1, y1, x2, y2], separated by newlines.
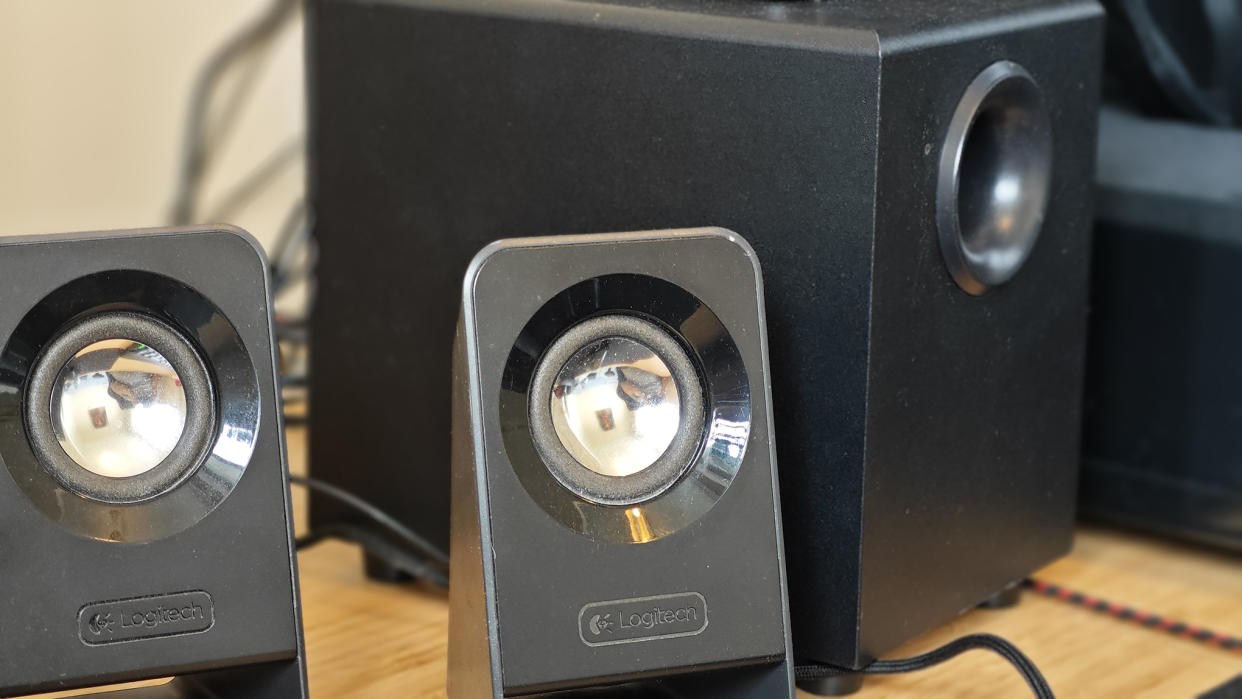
[363, 551, 413, 583]
[978, 584, 1022, 609]
[797, 672, 865, 696]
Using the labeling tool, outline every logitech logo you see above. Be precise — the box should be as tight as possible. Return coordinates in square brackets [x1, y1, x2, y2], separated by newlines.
[78, 590, 214, 645]
[588, 613, 614, 636]
[579, 592, 708, 647]
[86, 612, 115, 636]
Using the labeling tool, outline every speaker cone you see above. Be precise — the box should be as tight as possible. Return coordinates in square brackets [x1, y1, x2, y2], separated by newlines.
[550, 334, 680, 478]
[52, 339, 187, 478]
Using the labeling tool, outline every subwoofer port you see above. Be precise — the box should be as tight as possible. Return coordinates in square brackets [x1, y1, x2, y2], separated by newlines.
[937, 60, 1053, 295]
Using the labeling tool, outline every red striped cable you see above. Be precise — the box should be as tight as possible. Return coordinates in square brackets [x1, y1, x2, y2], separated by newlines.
[1025, 579, 1242, 654]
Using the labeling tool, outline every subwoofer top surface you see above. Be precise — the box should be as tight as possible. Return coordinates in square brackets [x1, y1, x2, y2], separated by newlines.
[345, 0, 1102, 53]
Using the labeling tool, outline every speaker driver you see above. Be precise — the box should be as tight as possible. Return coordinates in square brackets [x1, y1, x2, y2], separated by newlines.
[529, 314, 705, 506]
[500, 273, 751, 545]
[0, 268, 260, 542]
[24, 311, 215, 504]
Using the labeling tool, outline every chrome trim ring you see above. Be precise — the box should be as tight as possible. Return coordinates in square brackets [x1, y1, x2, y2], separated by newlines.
[500, 273, 751, 545]
[0, 270, 260, 543]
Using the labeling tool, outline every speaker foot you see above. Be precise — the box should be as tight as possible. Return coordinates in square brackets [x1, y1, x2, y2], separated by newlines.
[363, 551, 414, 583]
[978, 583, 1022, 609]
[97, 656, 308, 697]
[797, 672, 864, 696]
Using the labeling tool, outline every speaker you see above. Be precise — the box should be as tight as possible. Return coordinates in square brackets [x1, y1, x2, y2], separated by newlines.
[448, 229, 793, 697]
[0, 227, 307, 697]
[1080, 106, 1242, 550]
[307, 0, 1103, 676]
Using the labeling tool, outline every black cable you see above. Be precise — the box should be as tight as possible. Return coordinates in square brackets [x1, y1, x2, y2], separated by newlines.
[269, 198, 309, 282]
[273, 232, 318, 296]
[297, 522, 448, 589]
[281, 374, 308, 389]
[1117, 0, 1232, 126]
[274, 265, 316, 300]
[276, 323, 309, 341]
[269, 200, 317, 324]
[202, 136, 305, 223]
[1204, 0, 1242, 125]
[169, 0, 300, 224]
[795, 633, 1054, 699]
[202, 37, 276, 155]
[288, 474, 449, 569]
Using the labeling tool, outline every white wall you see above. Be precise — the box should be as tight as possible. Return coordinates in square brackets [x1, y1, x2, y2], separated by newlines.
[0, 0, 304, 250]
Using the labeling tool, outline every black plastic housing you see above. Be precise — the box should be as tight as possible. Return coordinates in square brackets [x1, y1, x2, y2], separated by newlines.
[308, 0, 1103, 669]
[0, 227, 307, 698]
[449, 229, 793, 697]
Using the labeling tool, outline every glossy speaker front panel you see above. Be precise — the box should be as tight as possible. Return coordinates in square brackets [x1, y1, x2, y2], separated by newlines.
[0, 228, 301, 695]
[458, 229, 790, 694]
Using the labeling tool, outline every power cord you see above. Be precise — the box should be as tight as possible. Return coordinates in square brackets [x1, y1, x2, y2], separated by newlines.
[169, 0, 300, 224]
[298, 522, 448, 589]
[795, 633, 1054, 699]
[288, 474, 449, 588]
[202, 136, 305, 224]
[1026, 579, 1242, 654]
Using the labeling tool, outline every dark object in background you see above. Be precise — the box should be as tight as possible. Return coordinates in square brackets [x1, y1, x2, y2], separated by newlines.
[1199, 674, 1242, 699]
[307, 0, 1102, 687]
[449, 229, 793, 697]
[1080, 106, 1242, 551]
[1100, 0, 1241, 126]
[0, 227, 307, 697]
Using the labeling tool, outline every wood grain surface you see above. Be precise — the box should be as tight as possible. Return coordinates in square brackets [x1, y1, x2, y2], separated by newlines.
[24, 427, 1242, 698]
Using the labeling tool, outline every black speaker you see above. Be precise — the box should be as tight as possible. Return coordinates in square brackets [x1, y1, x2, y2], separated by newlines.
[307, 0, 1103, 678]
[0, 227, 307, 697]
[1080, 106, 1242, 550]
[448, 229, 792, 697]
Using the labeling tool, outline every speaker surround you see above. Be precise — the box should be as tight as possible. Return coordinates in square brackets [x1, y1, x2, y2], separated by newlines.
[449, 229, 792, 697]
[24, 312, 216, 506]
[526, 313, 706, 507]
[0, 227, 307, 697]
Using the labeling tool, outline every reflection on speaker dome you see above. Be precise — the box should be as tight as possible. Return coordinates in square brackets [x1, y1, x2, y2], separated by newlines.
[550, 336, 680, 477]
[50, 339, 187, 478]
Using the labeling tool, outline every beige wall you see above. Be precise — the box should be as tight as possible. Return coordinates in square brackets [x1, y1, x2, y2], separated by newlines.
[0, 0, 304, 251]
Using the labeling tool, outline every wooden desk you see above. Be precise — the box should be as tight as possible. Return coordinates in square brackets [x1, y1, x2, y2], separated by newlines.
[28, 428, 1242, 697]
[289, 426, 1242, 698]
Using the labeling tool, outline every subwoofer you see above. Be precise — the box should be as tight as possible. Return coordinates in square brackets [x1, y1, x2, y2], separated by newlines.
[308, 0, 1103, 681]
[0, 227, 307, 697]
[448, 229, 793, 697]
